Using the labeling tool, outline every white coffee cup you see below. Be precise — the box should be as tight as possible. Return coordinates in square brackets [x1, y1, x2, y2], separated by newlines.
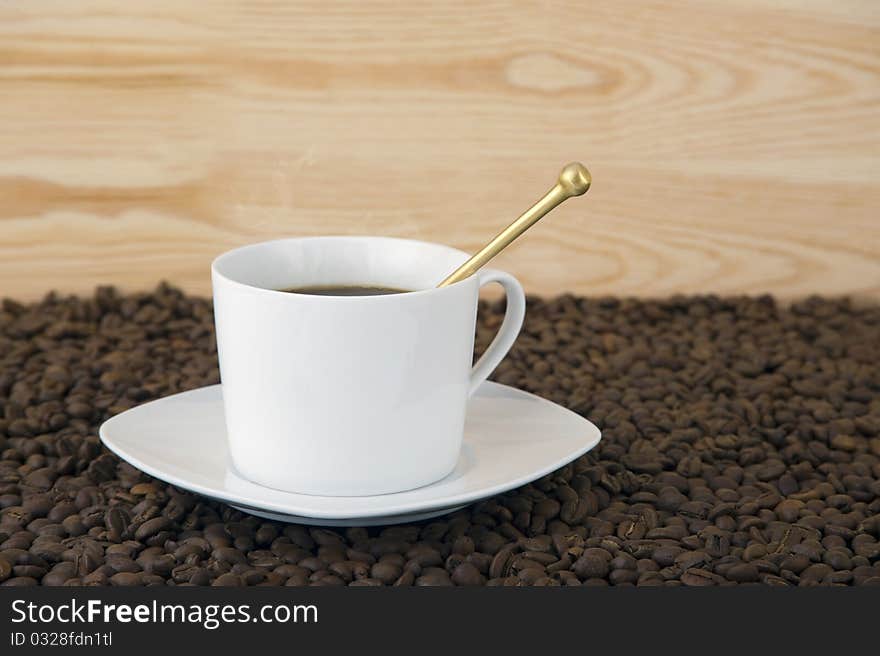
[211, 236, 526, 496]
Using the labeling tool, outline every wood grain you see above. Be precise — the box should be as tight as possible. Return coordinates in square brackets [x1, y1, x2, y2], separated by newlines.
[1, 1, 878, 301]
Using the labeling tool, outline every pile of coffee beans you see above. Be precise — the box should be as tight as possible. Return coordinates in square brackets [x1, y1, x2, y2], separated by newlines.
[1, 285, 878, 586]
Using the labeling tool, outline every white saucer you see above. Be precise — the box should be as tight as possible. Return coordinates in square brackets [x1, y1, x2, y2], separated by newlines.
[228, 504, 469, 527]
[99, 382, 601, 526]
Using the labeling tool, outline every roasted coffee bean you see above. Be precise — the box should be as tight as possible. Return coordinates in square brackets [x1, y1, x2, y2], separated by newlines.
[610, 553, 637, 571]
[478, 531, 508, 556]
[466, 552, 492, 574]
[105, 507, 130, 540]
[609, 569, 639, 585]
[651, 545, 684, 568]
[489, 546, 514, 579]
[106, 554, 141, 574]
[676, 550, 709, 570]
[406, 545, 442, 568]
[743, 544, 767, 562]
[2, 289, 879, 585]
[283, 571, 310, 586]
[377, 553, 405, 567]
[214, 547, 247, 565]
[0, 555, 13, 582]
[657, 487, 687, 512]
[780, 554, 811, 574]
[390, 570, 413, 587]
[240, 569, 268, 585]
[109, 572, 144, 587]
[134, 516, 170, 541]
[573, 554, 609, 580]
[212, 573, 243, 587]
[415, 570, 453, 587]
[801, 563, 833, 583]
[681, 568, 720, 586]
[141, 553, 175, 576]
[2, 577, 39, 587]
[452, 536, 475, 556]
[43, 562, 76, 587]
[726, 563, 759, 583]
[823, 549, 852, 571]
[370, 562, 401, 585]
[451, 562, 484, 586]
[637, 559, 659, 573]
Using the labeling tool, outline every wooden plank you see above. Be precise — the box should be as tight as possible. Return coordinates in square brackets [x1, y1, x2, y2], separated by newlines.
[1, 1, 878, 301]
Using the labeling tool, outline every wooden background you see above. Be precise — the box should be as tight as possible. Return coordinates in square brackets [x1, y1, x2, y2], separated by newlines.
[1, 1, 878, 301]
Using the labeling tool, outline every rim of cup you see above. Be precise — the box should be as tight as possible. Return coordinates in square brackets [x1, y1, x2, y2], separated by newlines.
[211, 235, 481, 300]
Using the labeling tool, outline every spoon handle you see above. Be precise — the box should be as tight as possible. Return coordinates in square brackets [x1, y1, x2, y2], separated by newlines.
[437, 162, 591, 288]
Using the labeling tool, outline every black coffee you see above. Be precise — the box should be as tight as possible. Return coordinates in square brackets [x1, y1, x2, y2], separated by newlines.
[280, 285, 410, 296]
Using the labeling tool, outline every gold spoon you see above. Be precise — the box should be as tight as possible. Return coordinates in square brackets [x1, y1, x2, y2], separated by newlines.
[437, 162, 592, 287]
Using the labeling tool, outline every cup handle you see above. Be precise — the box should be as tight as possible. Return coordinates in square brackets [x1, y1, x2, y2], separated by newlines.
[469, 269, 526, 396]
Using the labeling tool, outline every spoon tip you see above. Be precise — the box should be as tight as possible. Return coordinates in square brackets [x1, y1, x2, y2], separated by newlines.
[558, 162, 591, 197]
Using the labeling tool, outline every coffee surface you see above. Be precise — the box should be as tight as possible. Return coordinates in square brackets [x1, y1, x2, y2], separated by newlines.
[1, 286, 879, 586]
[280, 285, 409, 296]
